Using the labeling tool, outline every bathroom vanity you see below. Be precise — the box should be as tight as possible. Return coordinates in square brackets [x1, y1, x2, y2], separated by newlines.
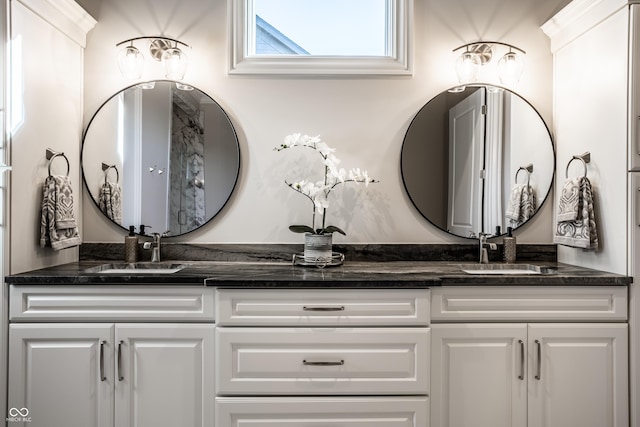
[3, 261, 631, 427]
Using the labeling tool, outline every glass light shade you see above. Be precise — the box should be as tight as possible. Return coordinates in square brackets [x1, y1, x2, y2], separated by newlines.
[497, 51, 524, 85]
[162, 47, 188, 80]
[117, 46, 144, 79]
[455, 51, 480, 83]
[175, 82, 194, 91]
[138, 81, 156, 90]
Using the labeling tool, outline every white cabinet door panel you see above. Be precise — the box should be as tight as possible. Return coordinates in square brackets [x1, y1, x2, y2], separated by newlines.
[8, 324, 113, 427]
[528, 324, 628, 427]
[430, 324, 527, 427]
[114, 324, 215, 427]
[630, 172, 640, 427]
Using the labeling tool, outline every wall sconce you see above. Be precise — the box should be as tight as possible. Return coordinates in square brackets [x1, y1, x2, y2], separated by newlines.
[116, 36, 190, 82]
[452, 41, 525, 87]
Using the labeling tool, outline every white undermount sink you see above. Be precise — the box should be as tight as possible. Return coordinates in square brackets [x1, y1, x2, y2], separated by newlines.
[459, 263, 555, 275]
[84, 262, 187, 274]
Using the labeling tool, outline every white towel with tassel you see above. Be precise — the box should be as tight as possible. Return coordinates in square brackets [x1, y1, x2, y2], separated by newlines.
[554, 176, 598, 249]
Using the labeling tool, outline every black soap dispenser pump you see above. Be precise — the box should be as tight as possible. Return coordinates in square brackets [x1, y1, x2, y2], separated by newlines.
[124, 226, 139, 263]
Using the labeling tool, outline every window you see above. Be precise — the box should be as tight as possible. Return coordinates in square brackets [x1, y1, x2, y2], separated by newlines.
[229, 0, 412, 75]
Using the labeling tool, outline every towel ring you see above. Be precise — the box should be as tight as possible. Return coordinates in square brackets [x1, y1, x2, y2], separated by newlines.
[46, 149, 70, 177]
[102, 163, 119, 184]
[515, 164, 533, 186]
[565, 152, 590, 179]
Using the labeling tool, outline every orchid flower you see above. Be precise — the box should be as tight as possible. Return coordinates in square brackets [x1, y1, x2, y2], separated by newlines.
[275, 133, 377, 235]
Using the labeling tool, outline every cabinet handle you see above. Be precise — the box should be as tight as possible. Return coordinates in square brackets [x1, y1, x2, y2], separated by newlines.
[99, 340, 107, 381]
[303, 359, 345, 366]
[638, 116, 640, 155]
[117, 340, 124, 381]
[637, 188, 640, 227]
[535, 339, 542, 380]
[302, 306, 345, 312]
[518, 340, 525, 380]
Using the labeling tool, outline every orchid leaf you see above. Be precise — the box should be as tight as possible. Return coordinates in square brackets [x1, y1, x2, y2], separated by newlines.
[289, 225, 315, 234]
[322, 226, 346, 236]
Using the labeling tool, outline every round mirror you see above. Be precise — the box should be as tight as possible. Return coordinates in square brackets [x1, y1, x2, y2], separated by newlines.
[82, 81, 240, 236]
[401, 85, 554, 238]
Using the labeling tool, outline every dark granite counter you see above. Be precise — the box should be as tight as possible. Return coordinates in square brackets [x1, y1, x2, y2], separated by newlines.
[4, 260, 632, 288]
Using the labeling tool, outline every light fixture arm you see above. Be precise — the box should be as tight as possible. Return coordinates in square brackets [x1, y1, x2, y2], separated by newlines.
[452, 41, 526, 55]
[116, 36, 190, 49]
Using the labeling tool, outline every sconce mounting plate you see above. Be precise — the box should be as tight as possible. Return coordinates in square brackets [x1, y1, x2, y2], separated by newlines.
[150, 39, 172, 61]
[469, 43, 493, 65]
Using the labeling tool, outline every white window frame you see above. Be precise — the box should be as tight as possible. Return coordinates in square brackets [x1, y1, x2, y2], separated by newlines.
[229, 0, 413, 75]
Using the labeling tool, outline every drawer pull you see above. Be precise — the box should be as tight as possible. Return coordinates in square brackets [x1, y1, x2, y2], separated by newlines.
[637, 187, 640, 227]
[303, 359, 345, 366]
[302, 306, 345, 312]
[518, 340, 524, 380]
[535, 339, 542, 380]
[99, 340, 107, 381]
[117, 340, 124, 381]
[637, 116, 640, 155]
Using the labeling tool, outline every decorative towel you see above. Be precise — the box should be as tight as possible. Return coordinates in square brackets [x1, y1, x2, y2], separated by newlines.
[505, 183, 537, 228]
[40, 175, 81, 250]
[556, 177, 581, 221]
[553, 176, 598, 249]
[98, 181, 122, 224]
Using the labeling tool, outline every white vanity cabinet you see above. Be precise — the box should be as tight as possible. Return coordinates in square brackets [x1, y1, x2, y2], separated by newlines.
[214, 288, 431, 427]
[7, 285, 215, 427]
[430, 286, 629, 427]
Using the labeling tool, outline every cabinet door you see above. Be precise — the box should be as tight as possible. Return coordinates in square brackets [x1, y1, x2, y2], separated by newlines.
[631, 172, 640, 427]
[528, 324, 628, 427]
[430, 324, 527, 427]
[8, 323, 114, 427]
[114, 324, 214, 427]
[631, 4, 640, 171]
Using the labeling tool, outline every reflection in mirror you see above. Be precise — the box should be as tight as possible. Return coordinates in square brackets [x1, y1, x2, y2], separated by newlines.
[401, 85, 554, 239]
[82, 81, 240, 236]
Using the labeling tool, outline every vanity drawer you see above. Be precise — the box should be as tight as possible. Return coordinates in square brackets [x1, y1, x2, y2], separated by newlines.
[9, 285, 215, 322]
[215, 288, 430, 326]
[215, 396, 429, 427]
[431, 286, 628, 322]
[216, 327, 430, 395]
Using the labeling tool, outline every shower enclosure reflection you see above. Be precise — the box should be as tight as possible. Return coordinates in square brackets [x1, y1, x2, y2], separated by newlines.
[82, 81, 240, 236]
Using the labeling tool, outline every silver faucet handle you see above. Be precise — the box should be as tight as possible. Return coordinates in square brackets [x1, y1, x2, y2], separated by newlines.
[479, 233, 498, 249]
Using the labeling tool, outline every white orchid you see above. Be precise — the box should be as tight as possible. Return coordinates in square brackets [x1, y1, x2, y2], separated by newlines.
[275, 133, 377, 235]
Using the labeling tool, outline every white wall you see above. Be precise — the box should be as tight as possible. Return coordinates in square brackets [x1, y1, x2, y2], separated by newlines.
[82, 0, 572, 244]
[10, 0, 94, 273]
[546, 3, 629, 275]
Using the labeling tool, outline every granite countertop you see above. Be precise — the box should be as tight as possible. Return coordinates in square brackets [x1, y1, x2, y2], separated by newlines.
[4, 260, 632, 288]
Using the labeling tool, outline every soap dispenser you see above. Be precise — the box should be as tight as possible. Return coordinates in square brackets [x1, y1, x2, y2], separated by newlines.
[503, 227, 516, 263]
[124, 226, 139, 263]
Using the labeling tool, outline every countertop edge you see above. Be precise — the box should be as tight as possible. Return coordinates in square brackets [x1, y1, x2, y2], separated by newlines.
[4, 261, 632, 287]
